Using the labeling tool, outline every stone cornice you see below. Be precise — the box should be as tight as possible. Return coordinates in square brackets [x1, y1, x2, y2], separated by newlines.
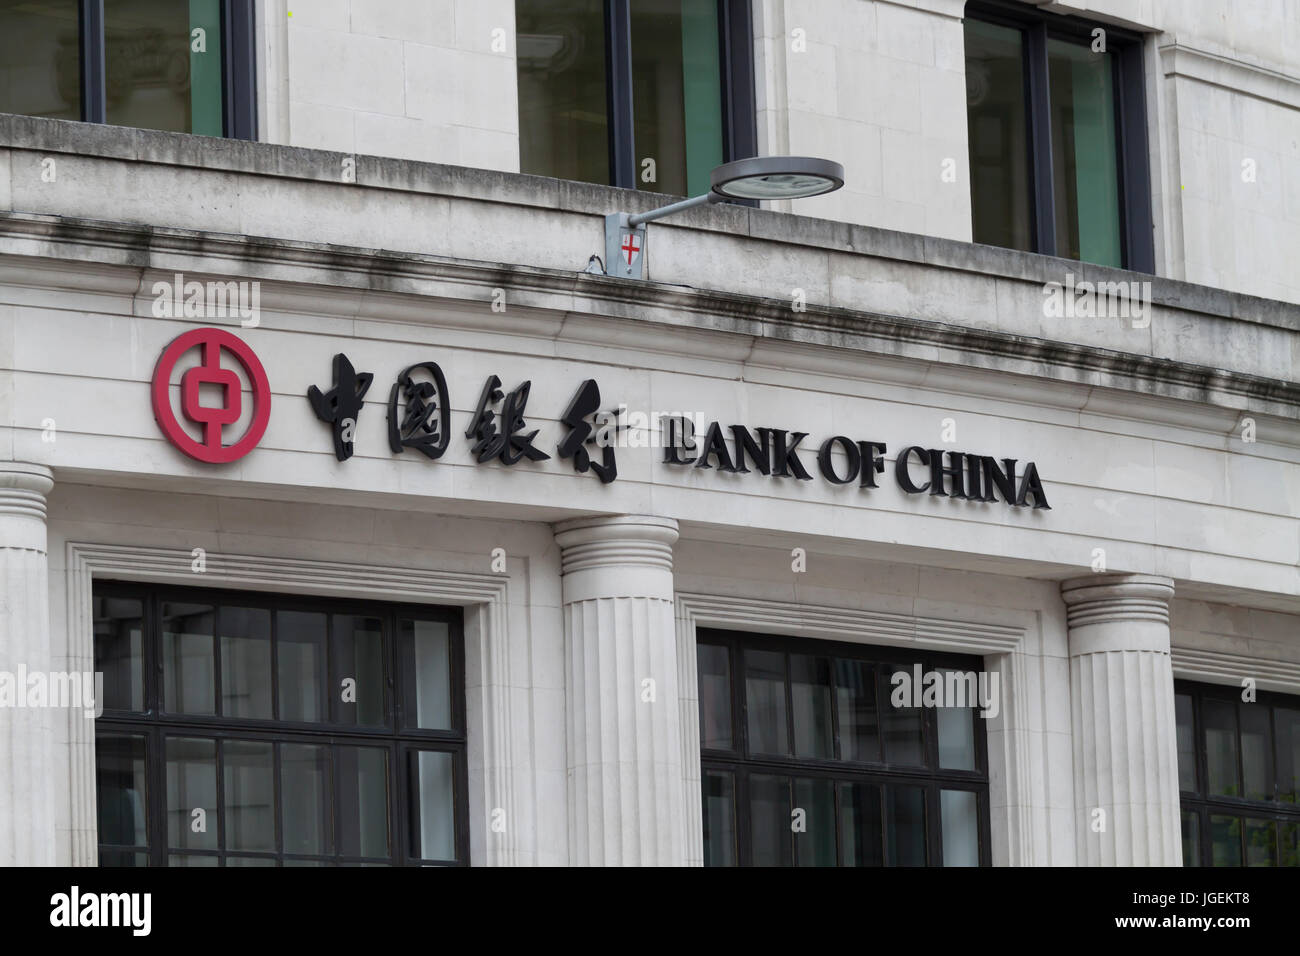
[1, 211, 1298, 428]
[1160, 41, 1300, 111]
[1, 114, 1296, 336]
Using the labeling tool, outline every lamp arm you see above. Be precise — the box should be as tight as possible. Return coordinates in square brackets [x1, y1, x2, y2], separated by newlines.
[626, 191, 720, 228]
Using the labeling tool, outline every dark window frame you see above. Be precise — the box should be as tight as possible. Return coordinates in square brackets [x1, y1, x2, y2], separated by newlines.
[699, 628, 992, 866]
[93, 580, 468, 867]
[964, 0, 1154, 272]
[601, 0, 757, 190]
[1176, 679, 1300, 867]
[73, 0, 257, 138]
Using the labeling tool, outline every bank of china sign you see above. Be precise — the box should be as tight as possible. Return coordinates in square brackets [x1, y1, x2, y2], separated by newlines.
[151, 328, 1051, 510]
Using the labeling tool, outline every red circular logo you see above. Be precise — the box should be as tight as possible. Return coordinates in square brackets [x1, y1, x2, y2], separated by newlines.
[151, 328, 271, 464]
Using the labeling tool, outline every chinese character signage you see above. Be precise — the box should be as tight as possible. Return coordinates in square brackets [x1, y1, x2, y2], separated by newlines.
[151, 329, 1050, 509]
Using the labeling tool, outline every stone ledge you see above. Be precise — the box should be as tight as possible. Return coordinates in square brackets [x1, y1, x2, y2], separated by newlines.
[1, 209, 1298, 427]
[1, 114, 1297, 335]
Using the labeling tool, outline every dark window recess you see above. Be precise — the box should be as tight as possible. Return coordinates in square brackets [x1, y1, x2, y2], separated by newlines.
[1175, 680, 1300, 867]
[698, 629, 991, 866]
[93, 581, 468, 866]
[963, 1, 1152, 271]
[515, 0, 756, 193]
[0, 0, 256, 138]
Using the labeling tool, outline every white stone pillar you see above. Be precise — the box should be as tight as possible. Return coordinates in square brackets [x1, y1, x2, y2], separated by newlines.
[0, 463, 54, 865]
[1061, 573, 1181, 866]
[553, 515, 684, 866]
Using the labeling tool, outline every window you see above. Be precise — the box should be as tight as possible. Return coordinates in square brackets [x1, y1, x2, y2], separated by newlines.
[963, 2, 1152, 270]
[698, 631, 991, 866]
[515, 0, 756, 195]
[93, 582, 467, 866]
[1176, 681, 1300, 867]
[0, 0, 256, 138]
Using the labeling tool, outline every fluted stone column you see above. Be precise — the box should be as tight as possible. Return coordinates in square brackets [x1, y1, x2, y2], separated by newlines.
[554, 515, 684, 866]
[0, 463, 55, 865]
[1061, 573, 1181, 866]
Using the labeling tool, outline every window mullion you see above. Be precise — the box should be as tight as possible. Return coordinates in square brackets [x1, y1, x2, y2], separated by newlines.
[605, 0, 636, 189]
[1024, 22, 1057, 256]
[78, 0, 106, 124]
[223, 0, 259, 140]
[719, 0, 757, 163]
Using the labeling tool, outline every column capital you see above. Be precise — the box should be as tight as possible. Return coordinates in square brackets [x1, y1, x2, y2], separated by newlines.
[553, 514, 679, 573]
[1060, 573, 1175, 630]
[553, 515, 679, 603]
[0, 462, 53, 519]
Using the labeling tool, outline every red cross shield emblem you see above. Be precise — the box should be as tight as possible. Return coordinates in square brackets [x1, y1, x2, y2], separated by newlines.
[620, 230, 642, 266]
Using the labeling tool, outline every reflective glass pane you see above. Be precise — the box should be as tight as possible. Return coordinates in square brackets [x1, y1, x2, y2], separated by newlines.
[104, 0, 224, 135]
[225, 855, 275, 866]
[749, 774, 791, 866]
[281, 743, 330, 856]
[220, 606, 271, 719]
[790, 654, 833, 759]
[965, 19, 1033, 252]
[99, 849, 148, 867]
[1204, 699, 1240, 798]
[223, 739, 274, 852]
[515, 0, 609, 185]
[793, 777, 836, 866]
[1048, 38, 1121, 266]
[630, 0, 724, 197]
[1175, 693, 1196, 792]
[409, 750, 456, 861]
[1210, 814, 1240, 867]
[880, 666, 925, 766]
[696, 643, 732, 750]
[166, 736, 217, 849]
[400, 619, 451, 730]
[884, 784, 926, 866]
[941, 789, 979, 866]
[838, 781, 882, 867]
[702, 770, 736, 867]
[1240, 704, 1272, 801]
[0, 0, 81, 121]
[96, 733, 148, 848]
[1181, 811, 1200, 867]
[1279, 708, 1300, 804]
[162, 602, 215, 714]
[337, 745, 389, 858]
[1245, 818, 1276, 867]
[936, 669, 977, 771]
[169, 853, 217, 866]
[834, 659, 879, 762]
[1281, 822, 1299, 868]
[278, 611, 327, 723]
[94, 596, 144, 713]
[333, 614, 386, 727]
[745, 650, 788, 756]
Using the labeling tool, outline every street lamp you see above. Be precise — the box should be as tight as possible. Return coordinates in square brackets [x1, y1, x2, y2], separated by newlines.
[600, 156, 845, 280]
